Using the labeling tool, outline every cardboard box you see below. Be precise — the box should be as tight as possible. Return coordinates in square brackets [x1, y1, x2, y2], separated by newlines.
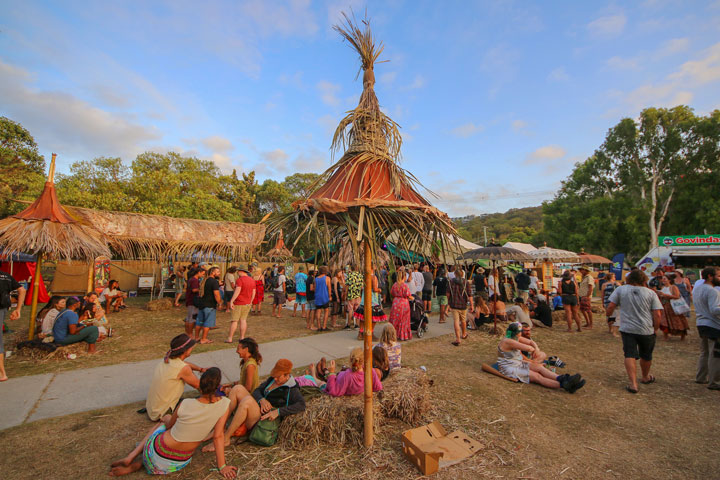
[401, 421, 482, 475]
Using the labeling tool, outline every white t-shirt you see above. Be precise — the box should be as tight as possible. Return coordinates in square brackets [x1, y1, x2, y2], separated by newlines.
[448, 272, 456, 281]
[693, 278, 720, 292]
[411, 271, 425, 293]
[224, 273, 236, 292]
[274, 274, 286, 292]
[99, 288, 118, 303]
[529, 275, 539, 291]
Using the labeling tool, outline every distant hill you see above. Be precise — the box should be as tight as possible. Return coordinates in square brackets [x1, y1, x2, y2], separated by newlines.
[453, 206, 544, 246]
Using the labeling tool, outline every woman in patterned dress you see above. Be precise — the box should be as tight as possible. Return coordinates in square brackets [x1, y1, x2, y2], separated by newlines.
[657, 274, 689, 340]
[389, 266, 413, 341]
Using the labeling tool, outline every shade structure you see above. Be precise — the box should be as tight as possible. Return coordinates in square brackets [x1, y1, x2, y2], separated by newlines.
[329, 239, 391, 271]
[264, 231, 294, 262]
[457, 246, 534, 263]
[266, 13, 459, 447]
[527, 244, 581, 263]
[578, 248, 612, 264]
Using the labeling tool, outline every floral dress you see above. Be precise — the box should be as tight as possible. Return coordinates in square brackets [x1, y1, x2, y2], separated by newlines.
[253, 277, 264, 305]
[390, 282, 412, 341]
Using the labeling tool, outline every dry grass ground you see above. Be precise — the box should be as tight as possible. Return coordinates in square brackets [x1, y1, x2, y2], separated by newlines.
[0, 311, 716, 480]
[5, 297, 324, 378]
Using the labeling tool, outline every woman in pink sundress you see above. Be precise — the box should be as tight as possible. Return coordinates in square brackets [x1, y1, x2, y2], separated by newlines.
[389, 266, 413, 341]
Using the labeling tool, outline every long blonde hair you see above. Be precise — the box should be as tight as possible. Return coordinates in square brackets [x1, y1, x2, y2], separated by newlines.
[350, 347, 364, 372]
[395, 266, 407, 283]
[380, 323, 397, 344]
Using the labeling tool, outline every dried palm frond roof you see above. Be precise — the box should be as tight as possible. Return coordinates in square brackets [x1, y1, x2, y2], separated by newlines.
[65, 205, 265, 260]
[328, 239, 390, 271]
[0, 154, 265, 261]
[267, 13, 458, 262]
[0, 154, 111, 261]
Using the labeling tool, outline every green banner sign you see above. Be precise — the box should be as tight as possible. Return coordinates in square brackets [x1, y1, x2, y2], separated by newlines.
[660, 235, 720, 247]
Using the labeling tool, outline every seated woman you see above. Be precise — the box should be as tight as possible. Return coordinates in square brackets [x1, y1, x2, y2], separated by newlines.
[109, 368, 237, 479]
[146, 334, 207, 421]
[530, 294, 553, 327]
[204, 358, 305, 451]
[377, 324, 401, 370]
[37, 295, 65, 338]
[496, 323, 585, 393]
[506, 297, 535, 329]
[473, 296, 491, 327]
[100, 279, 127, 313]
[51, 297, 99, 354]
[325, 348, 383, 397]
[372, 345, 390, 381]
[80, 303, 111, 338]
[488, 294, 507, 322]
[219, 338, 262, 436]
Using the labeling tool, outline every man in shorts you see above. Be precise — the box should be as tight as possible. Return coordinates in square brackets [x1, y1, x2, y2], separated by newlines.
[293, 266, 308, 318]
[195, 267, 221, 344]
[578, 266, 595, 329]
[272, 266, 287, 318]
[433, 268, 449, 323]
[606, 270, 663, 393]
[227, 266, 256, 342]
[345, 265, 363, 328]
[421, 265, 434, 313]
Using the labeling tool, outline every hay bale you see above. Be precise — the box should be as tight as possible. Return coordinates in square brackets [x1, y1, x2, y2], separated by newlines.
[146, 297, 174, 311]
[379, 368, 432, 425]
[15, 342, 87, 362]
[278, 393, 381, 450]
[552, 310, 566, 324]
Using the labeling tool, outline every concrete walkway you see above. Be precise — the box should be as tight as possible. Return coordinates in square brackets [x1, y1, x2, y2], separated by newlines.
[0, 320, 454, 431]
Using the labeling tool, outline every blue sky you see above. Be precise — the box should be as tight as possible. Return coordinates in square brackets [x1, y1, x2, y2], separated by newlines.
[1, 0, 719, 216]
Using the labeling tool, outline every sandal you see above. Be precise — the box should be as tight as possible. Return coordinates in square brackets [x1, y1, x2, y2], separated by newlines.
[451, 341, 460, 347]
[625, 386, 638, 394]
[461, 333, 468, 339]
[640, 375, 656, 384]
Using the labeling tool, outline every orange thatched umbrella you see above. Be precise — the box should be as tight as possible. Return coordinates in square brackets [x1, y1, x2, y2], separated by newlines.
[0, 154, 110, 338]
[578, 248, 612, 264]
[267, 14, 458, 447]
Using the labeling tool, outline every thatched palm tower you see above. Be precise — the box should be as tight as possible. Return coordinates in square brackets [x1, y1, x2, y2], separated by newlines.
[267, 14, 458, 446]
[264, 230, 294, 262]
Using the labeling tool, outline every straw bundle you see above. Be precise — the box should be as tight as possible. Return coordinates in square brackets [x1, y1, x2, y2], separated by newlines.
[278, 393, 381, 450]
[146, 297, 174, 311]
[379, 368, 432, 425]
[15, 341, 87, 362]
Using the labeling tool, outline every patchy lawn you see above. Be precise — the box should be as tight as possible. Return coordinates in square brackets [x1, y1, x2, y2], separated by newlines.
[0, 312, 716, 479]
[4, 296, 325, 378]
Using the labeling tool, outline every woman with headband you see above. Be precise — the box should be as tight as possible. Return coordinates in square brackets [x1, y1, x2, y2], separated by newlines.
[145, 334, 208, 421]
[497, 322, 586, 393]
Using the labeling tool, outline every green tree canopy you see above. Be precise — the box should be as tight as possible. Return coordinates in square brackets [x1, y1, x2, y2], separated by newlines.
[0, 116, 46, 217]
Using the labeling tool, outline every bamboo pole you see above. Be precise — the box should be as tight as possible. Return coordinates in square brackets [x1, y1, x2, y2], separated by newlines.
[27, 253, 43, 340]
[362, 240, 374, 447]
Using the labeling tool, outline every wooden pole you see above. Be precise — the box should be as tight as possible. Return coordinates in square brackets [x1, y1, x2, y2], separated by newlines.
[87, 260, 94, 294]
[27, 253, 43, 340]
[362, 240, 374, 447]
[492, 260, 498, 335]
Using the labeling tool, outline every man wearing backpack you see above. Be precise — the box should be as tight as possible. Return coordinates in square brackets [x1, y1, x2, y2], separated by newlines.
[447, 268, 473, 347]
[272, 266, 287, 318]
[0, 270, 26, 381]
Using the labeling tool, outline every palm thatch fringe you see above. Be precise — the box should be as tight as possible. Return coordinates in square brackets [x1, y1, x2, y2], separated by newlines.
[328, 240, 390, 271]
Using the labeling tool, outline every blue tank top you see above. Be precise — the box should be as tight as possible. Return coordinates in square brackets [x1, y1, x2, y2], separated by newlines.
[315, 275, 330, 306]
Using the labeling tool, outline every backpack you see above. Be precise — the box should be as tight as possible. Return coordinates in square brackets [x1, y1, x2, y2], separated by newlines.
[271, 275, 280, 289]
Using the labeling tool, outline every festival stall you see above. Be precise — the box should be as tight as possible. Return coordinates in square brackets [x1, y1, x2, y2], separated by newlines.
[637, 235, 720, 281]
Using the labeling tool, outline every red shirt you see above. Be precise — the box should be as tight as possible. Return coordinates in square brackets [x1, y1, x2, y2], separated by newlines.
[233, 275, 256, 305]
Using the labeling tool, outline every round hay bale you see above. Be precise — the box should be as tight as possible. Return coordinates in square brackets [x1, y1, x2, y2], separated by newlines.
[278, 393, 381, 450]
[146, 297, 174, 311]
[379, 368, 432, 425]
[552, 310, 566, 324]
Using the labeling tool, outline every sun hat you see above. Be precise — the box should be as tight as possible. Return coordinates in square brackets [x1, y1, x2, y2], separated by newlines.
[270, 358, 293, 377]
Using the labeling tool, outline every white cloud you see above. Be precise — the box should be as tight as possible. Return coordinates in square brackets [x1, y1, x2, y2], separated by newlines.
[606, 56, 639, 70]
[316, 80, 341, 106]
[669, 42, 720, 85]
[587, 13, 627, 37]
[512, 119, 529, 133]
[451, 123, 484, 138]
[201, 135, 234, 154]
[406, 74, 426, 89]
[525, 145, 567, 165]
[660, 38, 690, 56]
[261, 149, 290, 170]
[0, 60, 160, 160]
[548, 67, 570, 82]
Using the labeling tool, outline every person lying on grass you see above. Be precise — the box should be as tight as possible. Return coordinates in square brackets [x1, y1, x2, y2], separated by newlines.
[145, 334, 207, 421]
[203, 358, 305, 451]
[110, 367, 237, 479]
[497, 322, 585, 393]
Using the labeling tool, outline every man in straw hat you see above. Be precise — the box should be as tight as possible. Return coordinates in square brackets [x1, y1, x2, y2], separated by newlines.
[145, 333, 207, 421]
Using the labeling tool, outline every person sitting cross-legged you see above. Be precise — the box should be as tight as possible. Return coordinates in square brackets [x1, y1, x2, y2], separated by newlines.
[52, 297, 100, 354]
[109, 368, 237, 479]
